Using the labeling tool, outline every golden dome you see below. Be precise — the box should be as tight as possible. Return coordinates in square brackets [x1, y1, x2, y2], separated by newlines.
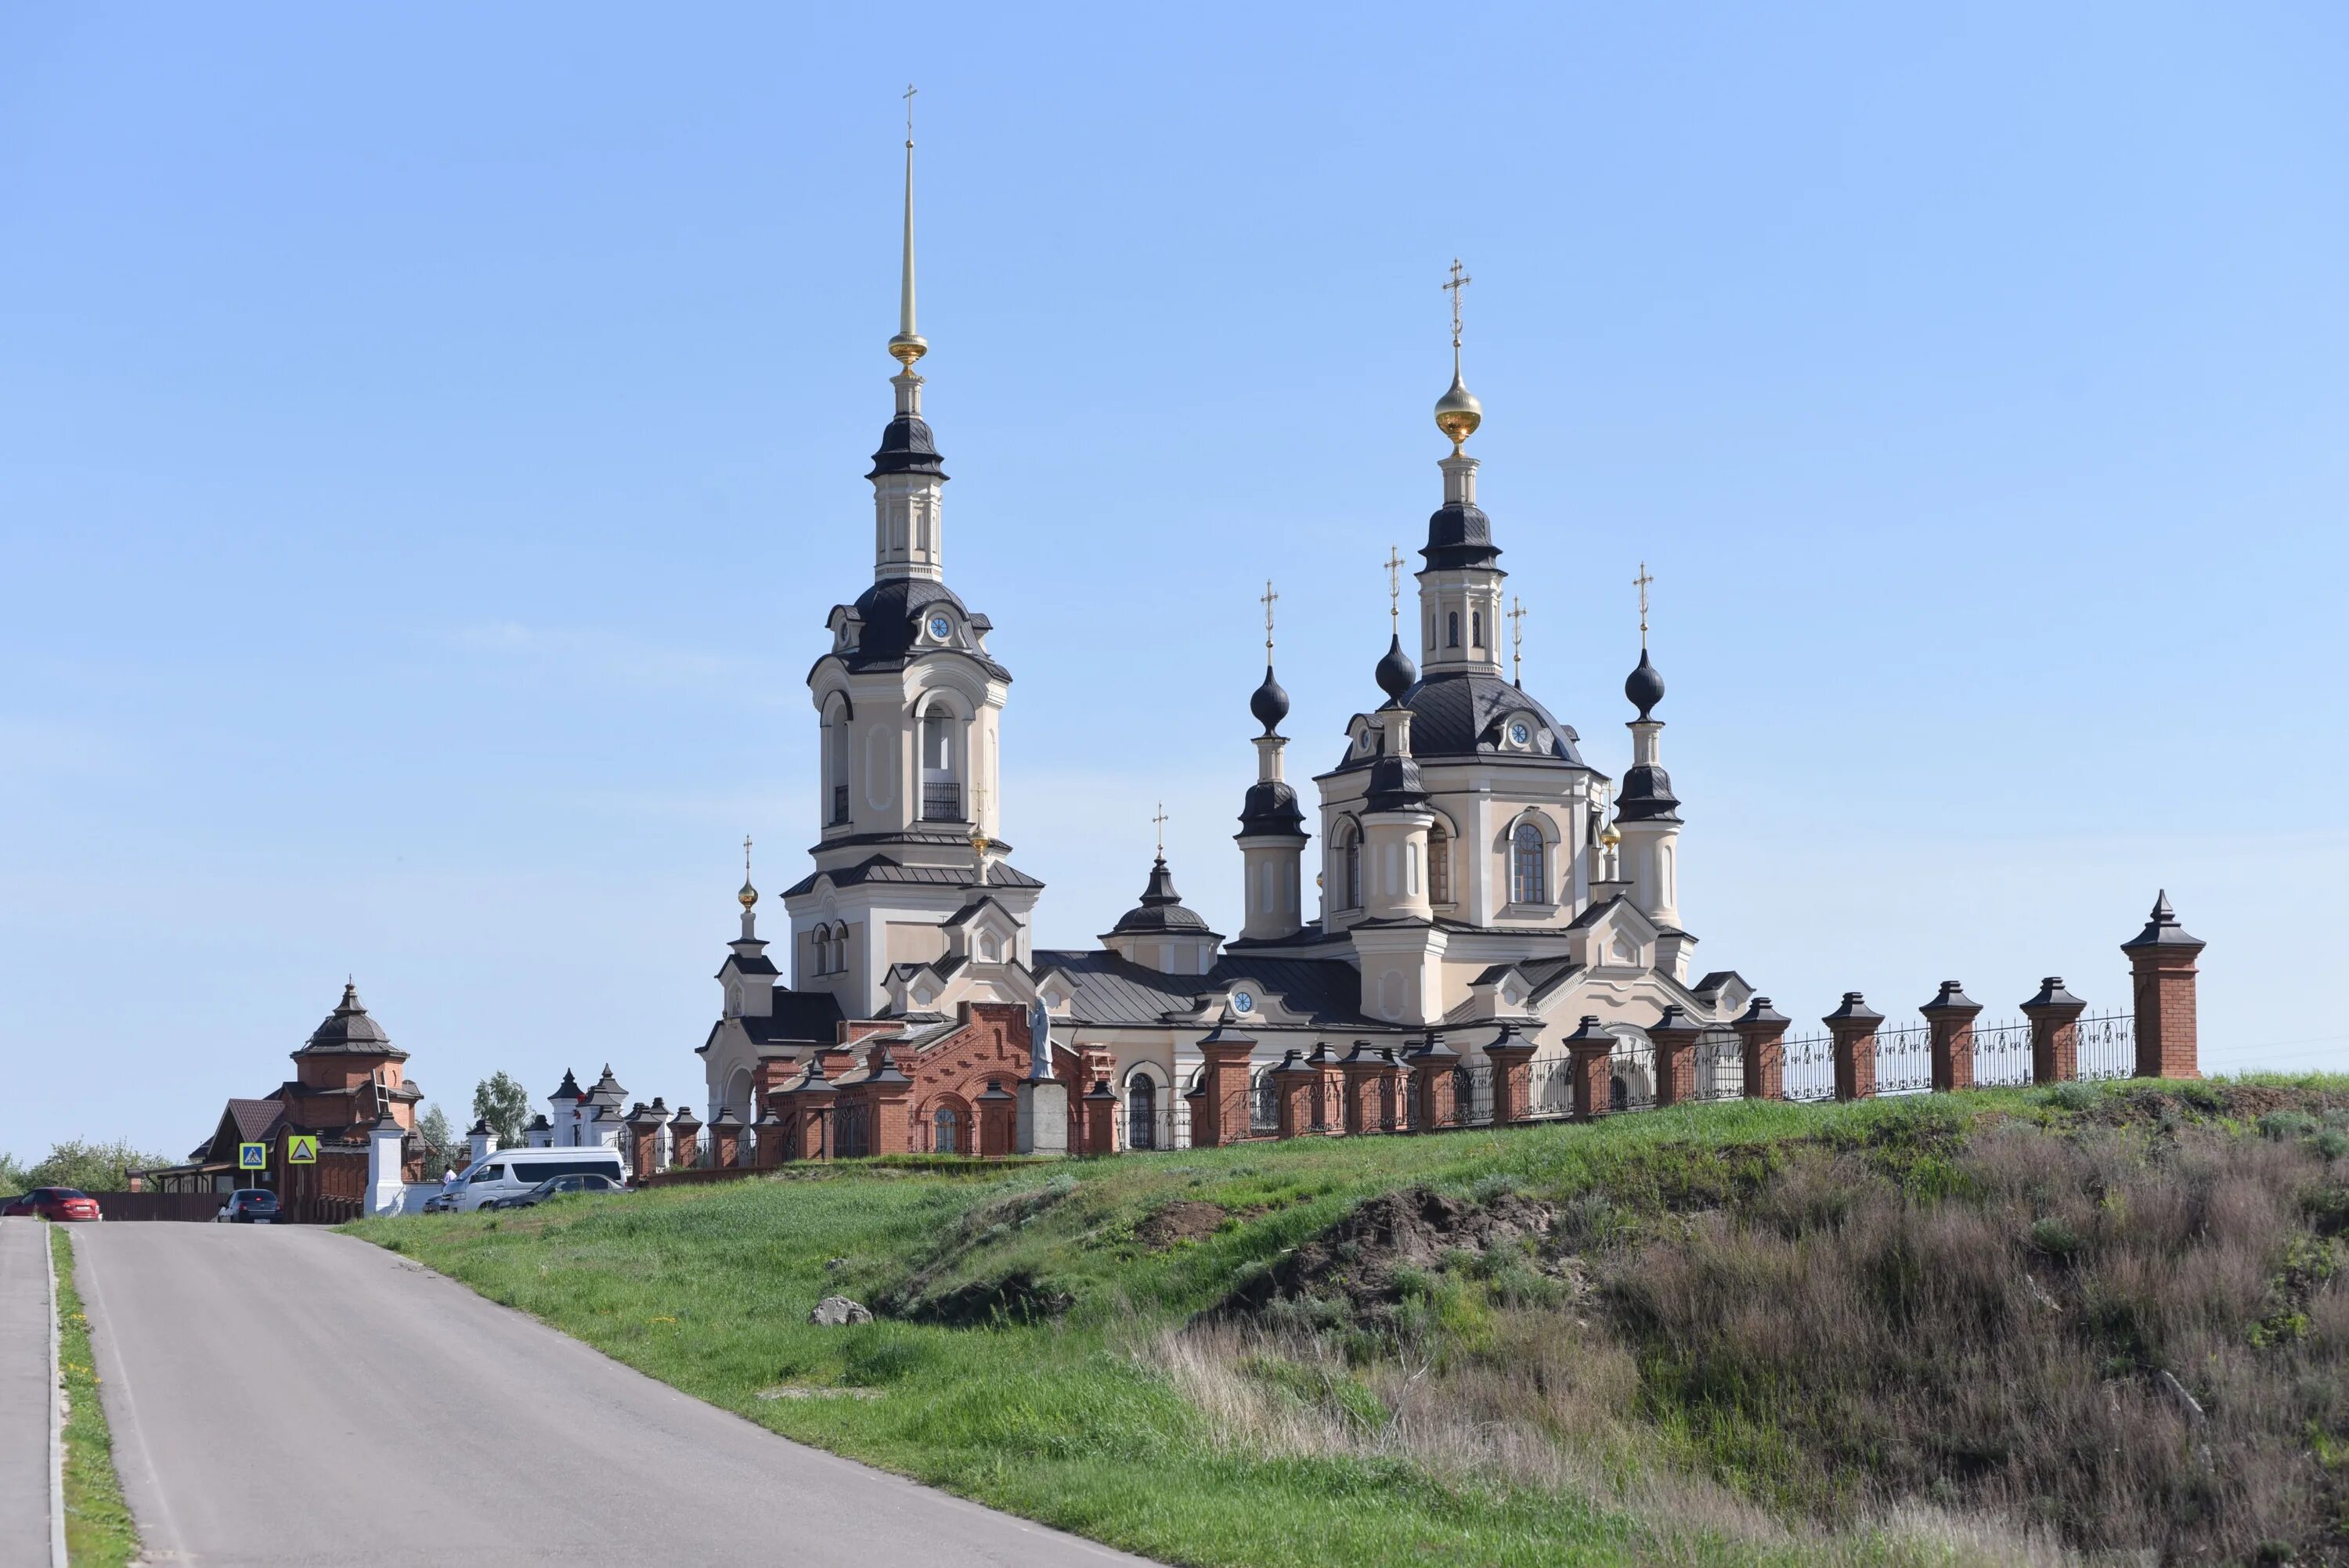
[1434, 369, 1482, 451]
[1600, 824, 1622, 847]
[738, 880, 759, 910]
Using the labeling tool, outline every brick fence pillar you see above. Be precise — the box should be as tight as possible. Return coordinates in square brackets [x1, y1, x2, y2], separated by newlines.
[626, 1105, 664, 1179]
[868, 1051, 914, 1155]
[1308, 1043, 1342, 1133]
[1484, 1024, 1536, 1125]
[1406, 1031, 1460, 1130]
[2122, 891, 2204, 1080]
[707, 1108, 743, 1169]
[1272, 1051, 1319, 1137]
[1369, 1049, 1405, 1132]
[1649, 1006, 1701, 1108]
[754, 1109, 787, 1168]
[1081, 1080, 1117, 1154]
[1824, 992, 1883, 1102]
[1920, 981, 1982, 1094]
[666, 1108, 700, 1170]
[1340, 1043, 1383, 1134]
[1195, 1026, 1258, 1147]
[1734, 998, 1789, 1101]
[2021, 977, 2086, 1084]
[1566, 1016, 1615, 1121]
[976, 1079, 1016, 1158]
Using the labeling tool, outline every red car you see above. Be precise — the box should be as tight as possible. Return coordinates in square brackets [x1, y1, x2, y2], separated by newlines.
[2, 1187, 103, 1221]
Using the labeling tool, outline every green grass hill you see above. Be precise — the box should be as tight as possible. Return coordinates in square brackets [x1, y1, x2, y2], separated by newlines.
[352, 1077, 2349, 1567]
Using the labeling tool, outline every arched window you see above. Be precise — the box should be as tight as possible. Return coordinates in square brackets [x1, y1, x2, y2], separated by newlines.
[1511, 821, 1548, 906]
[919, 701, 959, 820]
[1428, 820, 1451, 905]
[932, 1105, 960, 1155]
[810, 926, 829, 976]
[1471, 609, 1484, 649]
[1446, 611, 1460, 648]
[1128, 1076, 1158, 1150]
[1337, 823, 1362, 910]
[1426, 613, 1437, 652]
[824, 699, 850, 826]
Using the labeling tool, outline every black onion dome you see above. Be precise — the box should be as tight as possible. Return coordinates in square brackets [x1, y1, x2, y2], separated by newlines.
[1625, 648, 1665, 719]
[1375, 634, 1416, 703]
[1617, 761, 1681, 823]
[1237, 780, 1307, 838]
[1421, 499, 1500, 571]
[1110, 856, 1211, 934]
[866, 412, 947, 479]
[1249, 664, 1290, 735]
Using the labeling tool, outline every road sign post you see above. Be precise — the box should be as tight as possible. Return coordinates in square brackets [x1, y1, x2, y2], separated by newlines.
[237, 1141, 266, 1181]
[287, 1135, 318, 1164]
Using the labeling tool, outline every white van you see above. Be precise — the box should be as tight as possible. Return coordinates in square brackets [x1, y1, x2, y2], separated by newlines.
[440, 1148, 627, 1213]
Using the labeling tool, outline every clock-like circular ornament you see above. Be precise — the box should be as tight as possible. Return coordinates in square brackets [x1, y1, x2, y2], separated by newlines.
[927, 615, 951, 640]
[1508, 720, 1530, 745]
[1232, 991, 1254, 1014]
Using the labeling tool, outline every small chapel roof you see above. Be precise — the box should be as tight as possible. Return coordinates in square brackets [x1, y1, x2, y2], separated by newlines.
[1107, 856, 1215, 938]
[294, 982, 407, 1060]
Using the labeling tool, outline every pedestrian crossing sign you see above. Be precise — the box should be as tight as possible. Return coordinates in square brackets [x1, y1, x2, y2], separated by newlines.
[287, 1135, 319, 1165]
[238, 1142, 266, 1170]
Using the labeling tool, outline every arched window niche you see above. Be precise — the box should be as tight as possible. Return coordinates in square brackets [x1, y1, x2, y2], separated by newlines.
[1428, 818, 1452, 906]
[1446, 611, 1461, 649]
[1334, 820, 1363, 911]
[1510, 819, 1550, 907]
[918, 699, 961, 822]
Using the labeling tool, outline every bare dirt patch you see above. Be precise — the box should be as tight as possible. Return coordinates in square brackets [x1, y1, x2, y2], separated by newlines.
[1221, 1187, 1553, 1315]
[1138, 1200, 1229, 1249]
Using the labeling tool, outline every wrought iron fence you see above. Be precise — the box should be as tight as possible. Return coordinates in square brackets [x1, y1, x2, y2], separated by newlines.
[2076, 1013, 2136, 1081]
[1122, 1105, 1190, 1152]
[1783, 1032, 1835, 1102]
[1250, 1074, 1281, 1135]
[1875, 1025, 1933, 1097]
[1694, 1027, 1745, 1102]
[1610, 1035, 1657, 1112]
[1971, 1020, 2035, 1088]
[919, 781, 962, 822]
[1452, 1063, 1493, 1127]
[1526, 1055, 1575, 1120]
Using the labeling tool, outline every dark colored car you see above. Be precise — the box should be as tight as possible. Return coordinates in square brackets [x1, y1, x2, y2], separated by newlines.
[2, 1187, 103, 1221]
[215, 1188, 281, 1224]
[493, 1173, 627, 1210]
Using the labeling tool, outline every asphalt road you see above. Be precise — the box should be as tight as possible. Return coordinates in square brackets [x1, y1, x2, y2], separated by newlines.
[74, 1222, 1156, 1567]
[0, 1219, 54, 1568]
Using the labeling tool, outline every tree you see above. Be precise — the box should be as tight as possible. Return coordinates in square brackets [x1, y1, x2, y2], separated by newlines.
[415, 1105, 461, 1173]
[0, 1152, 28, 1197]
[473, 1071, 531, 1148]
[23, 1139, 172, 1193]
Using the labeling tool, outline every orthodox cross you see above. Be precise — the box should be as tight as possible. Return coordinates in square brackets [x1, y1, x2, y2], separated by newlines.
[1260, 579, 1277, 656]
[742, 834, 752, 878]
[1442, 258, 1471, 351]
[903, 82, 917, 146]
[1383, 546, 1405, 630]
[1633, 562, 1654, 650]
[1152, 802, 1168, 857]
[1507, 597, 1528, 687]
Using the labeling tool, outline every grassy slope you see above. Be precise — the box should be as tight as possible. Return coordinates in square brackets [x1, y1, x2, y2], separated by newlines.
[52, 1227, 140, 1567]
[350, 1081, 2349, 1568]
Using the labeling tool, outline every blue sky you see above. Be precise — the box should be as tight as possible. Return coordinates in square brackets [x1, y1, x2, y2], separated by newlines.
[3, 3, 2344, 1161]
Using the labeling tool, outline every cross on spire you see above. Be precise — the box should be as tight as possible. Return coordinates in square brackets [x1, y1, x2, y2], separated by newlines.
[1152, 802, 1168, 858]
[1260, 579, 1278, 656]
[743, 834, 752, 877]
[903, 81, 917, 146]
[1384, 546, 1405, 631]
[1443, 258, 1471, 352]
[1508, 597, 1528, 687]
[1634, 563, 1654, 651]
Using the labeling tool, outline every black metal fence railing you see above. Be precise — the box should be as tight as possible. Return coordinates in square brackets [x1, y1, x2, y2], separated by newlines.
[1452, 1064, 1493, 1127]
[1971, 1020, 2034, 1088]
[1610, 1036, 1657, 1112]
[1122, 1105, 1189, 1152]
[1250, 1076, 1281, 1135]
[1783, 1033, 1835, 1102]
[1874, 1025, 1933, 1097]
[2076, 1013, 2136, 1081]
[830, 784, 850, 826]
[919, 781, 962, 822]
[1526, 1055, 1575, 1121]
[1694, 1027, 1745, 1102]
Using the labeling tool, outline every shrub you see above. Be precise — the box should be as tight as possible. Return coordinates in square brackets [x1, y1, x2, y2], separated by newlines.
[2029, 1215, 2084, 1259]
[2045, 1081, 2098, 1113]
[2260, 1111, 2320, 1142]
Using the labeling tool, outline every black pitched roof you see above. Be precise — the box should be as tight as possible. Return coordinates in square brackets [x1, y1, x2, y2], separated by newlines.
[1032, 949, 1369, 1028]
[296, 982, 406, 1059]
[1107, 856, 1214, 936]
[1236, 778, 1307, 838]
[782, 854, 1043, 899]
[1617, 761, 1681, 823]
[738, 990, 847, 1047]
[1330, 671, 1587, 770]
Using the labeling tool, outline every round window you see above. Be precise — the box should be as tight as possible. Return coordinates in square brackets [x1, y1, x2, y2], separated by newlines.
[927, 615, 952, 640]
[1508, 720, 1529, 745]
[1232, 991, 1254, 1014]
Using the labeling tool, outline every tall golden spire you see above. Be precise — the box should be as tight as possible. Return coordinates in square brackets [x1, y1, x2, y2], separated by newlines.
[1434, 258, 1481, 452]
[887, 84, 927, 372]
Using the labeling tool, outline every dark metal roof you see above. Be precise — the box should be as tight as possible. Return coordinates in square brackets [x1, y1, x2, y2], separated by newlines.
[1108, 856, 1213, 935]
[2120, 890, 2204, 952]
[1330, 671, 1586, 770]
[783, 854, 1042, 899]
[1624, 648, 1665, 719]
[831, 578, 1009, 679]
[1033, 949, 1371, 1028]
[1617, 762, 1681, 823]
[1421, 499, 1499, 571]
[1250, 664, 1290, 735]
[1236, 778, 1307, 838]
[1375, 635, 1416, 702]
[867, 411, 946, 479]
[297, 982, 405, 1059]
[737, 991, 847, 1047]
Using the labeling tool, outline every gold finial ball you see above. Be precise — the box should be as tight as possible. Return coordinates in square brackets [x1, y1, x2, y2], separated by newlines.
[738, 881, 759, 910]
[1434, 372, 1482, 450]
[889, 333, 928, 371]
[1600, 824, 1622, 848]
